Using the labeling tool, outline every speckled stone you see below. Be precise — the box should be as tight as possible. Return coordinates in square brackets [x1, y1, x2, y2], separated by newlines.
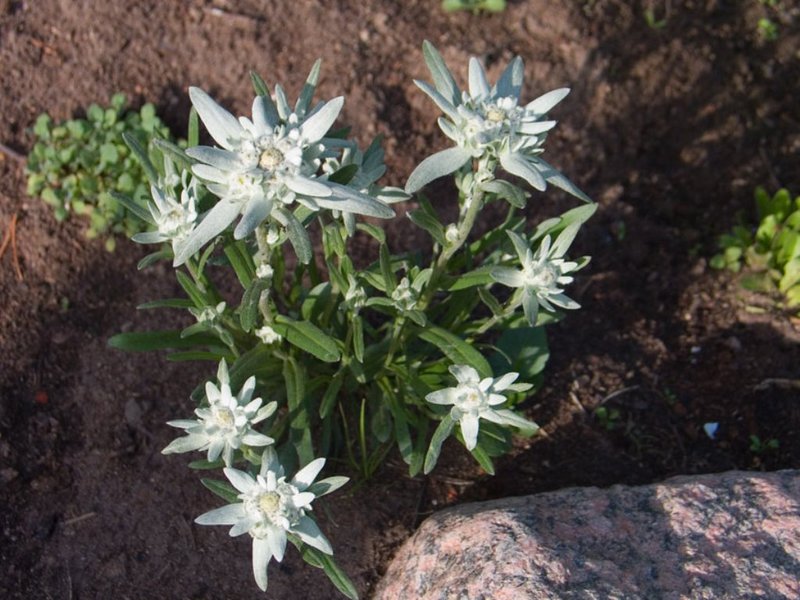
[375, 471, 800, 599]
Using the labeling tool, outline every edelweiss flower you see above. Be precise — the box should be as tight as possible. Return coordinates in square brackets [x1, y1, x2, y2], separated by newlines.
[172, 72, 394, 265]
[132, 166, 198, 252]
[255, 325, 282, 345]
[491, 225, 587, 325]
[195, 447, 347, 592]
[341, 274, 367, 314]
[162, 360, 276, 467]
[321, 136, 409, 235]
[406, 41, 589, 203]
[426, 365, 536, 450]
[391, 277, 419, 312]
[189, 301, 226, 325]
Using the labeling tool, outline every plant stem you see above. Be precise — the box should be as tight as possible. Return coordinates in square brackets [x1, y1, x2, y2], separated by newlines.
[418, 188, 484, 311]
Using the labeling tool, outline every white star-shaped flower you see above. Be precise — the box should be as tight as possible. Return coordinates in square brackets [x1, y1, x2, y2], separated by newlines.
[426, 364, 536, 450]
[405, 41, 589, 204]
[491, 224, 587, 325]
[162, 359, 276, 467]
[172, 72, 393, 266]
[195, 447, 348, 592]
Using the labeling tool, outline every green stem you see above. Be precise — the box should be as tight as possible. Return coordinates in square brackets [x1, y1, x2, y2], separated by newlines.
[359, 396, 368, 479]
[338, 403, 359, 472]
[418, 188, 484, 311]
[379, 188, 485, 375]
[381, 314, 406, 368]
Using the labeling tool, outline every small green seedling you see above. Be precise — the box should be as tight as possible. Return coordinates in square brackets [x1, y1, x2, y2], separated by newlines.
[26, 93, 172, 250]
[749, 434, 779, 455]
[442, 0, 506, 14]
[711, 187, 800, 310]
[757, 18, 779, 41]
[594, 406, 621, 431]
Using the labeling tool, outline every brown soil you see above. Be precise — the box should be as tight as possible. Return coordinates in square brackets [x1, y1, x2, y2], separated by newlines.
[1, 1, 799, 598]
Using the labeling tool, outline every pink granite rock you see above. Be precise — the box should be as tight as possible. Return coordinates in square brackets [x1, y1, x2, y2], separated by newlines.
[375, 471, 800, 599]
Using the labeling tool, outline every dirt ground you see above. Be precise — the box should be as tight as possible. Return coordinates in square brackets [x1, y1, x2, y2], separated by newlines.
[1, 1, 799, 598]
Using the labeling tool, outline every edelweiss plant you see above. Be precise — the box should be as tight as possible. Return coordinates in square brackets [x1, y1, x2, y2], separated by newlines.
[111, 42, 595, 597]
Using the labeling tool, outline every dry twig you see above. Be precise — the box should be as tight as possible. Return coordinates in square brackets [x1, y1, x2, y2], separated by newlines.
[0, 141, 26, 164]
[0, 212, 23, 281]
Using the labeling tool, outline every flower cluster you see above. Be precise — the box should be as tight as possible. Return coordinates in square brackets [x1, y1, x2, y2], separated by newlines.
[491, 224, 589, 325]
[405, 41, 589, 204]
[132, 158, 198, 252]
[132, 63, 396, 268]
[162, 359, 276, 467]
[196, 447, 346, 592]
[115, 42, 596, 598]
[426, 365, 536, 450]
[176, 87, 393, 265]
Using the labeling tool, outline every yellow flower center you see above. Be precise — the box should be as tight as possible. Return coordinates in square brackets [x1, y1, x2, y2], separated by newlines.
[258, 492, 281, 516]
[486, 107, 505, 122]
[258, 148, 283, 170]
[214, 407, 235, 428]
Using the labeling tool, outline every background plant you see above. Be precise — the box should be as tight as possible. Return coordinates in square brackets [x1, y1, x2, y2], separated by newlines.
[442, 0, 506, 14]
[109, 43, 594, 597]
[711, 187, 800, 310]
[26, 93, 172, 251]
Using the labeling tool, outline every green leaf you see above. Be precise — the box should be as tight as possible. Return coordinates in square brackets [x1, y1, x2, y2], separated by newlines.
[284, 359, 314, 465]
[352, 314, 365, 363]
[482, 179, 527, 208]
[300, 546, 359, 600]
[228, 344, 282, 390]
[328, 164, 359, 185]
[296, 59, 322, 115]
[188, 107, 200, 147]
[153, 138, 193, 171]
[448, 266, 495, 291]
[323, 222, 346, 258]
[356, 223, 386, 244]
[407, 209, 446, 246]
[422, 40, 460, 105]
[273, 316, 341, 363]
[138, 249, 171, 270]
[388, 398, 413, 465]
[122, 132, 158, 183]
[424, 414, 455, 474]
[223, 242, 255, 288]
[239, 277, 270, 332]
[250, 71, 270, 97]
[108, 330, 220, 352]
[283, 209, 313, 264]
[488, 326, 549, 381]
[319, 369, 345, 418]
[379, 243, 396, 292]
[111, 191, 153, 225]
[370, 399, 392, 444]
[166, 351, 228, 362]
[33, 114, 52, 139]
[477, 287, 504, 316]
[137, 298, 195, 310]
[188, 458, 225, 470]
[200, 478, 240, 504]
[176, 270, 208, 308]
[419, 326, 492, 378]
[99, 142, 119, 165]
[469, 444, 495, 475]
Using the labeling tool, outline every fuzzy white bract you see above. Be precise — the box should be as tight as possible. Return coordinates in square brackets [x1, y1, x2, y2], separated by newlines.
[426, 365, 536, 450]
[255, 325, 282, 345]
[491, 224, 586, 325]
[195, 447, 348, 592]
[132, 173, 198, 251]
[162, 359, 276, 467]
[172, 66, 394, 266]
[405, 42, 589, 204]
